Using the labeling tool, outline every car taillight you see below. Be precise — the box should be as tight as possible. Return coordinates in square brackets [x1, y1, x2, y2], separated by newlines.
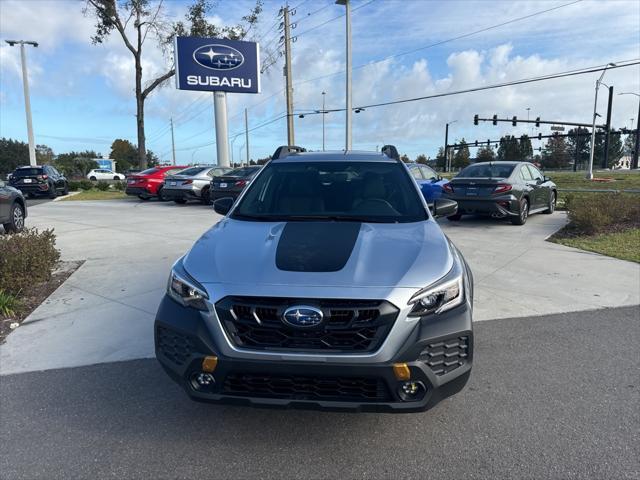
[182, 179, 193, 185]
[493, 183, 512, 194]
[36, 174, 48, 180]
[234, 180, 247, 188]
[442, 183, 454, 193]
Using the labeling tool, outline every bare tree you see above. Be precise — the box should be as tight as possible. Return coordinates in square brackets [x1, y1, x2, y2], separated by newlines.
[85, 0, 262, 168]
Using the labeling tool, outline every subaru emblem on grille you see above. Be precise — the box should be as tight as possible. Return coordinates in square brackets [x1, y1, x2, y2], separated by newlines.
[282, 306, 324, 328]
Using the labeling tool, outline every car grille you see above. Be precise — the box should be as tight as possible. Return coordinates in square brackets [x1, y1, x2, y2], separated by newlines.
[222, 373, 390, 402]
[216, 296, 398, 353]
[419, 335, 470, 376]
[156, 326, 195, 366]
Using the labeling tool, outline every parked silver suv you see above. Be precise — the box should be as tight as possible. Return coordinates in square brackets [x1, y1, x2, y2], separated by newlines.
[163, 165, 233, 204]
[154, 147, 473, 412]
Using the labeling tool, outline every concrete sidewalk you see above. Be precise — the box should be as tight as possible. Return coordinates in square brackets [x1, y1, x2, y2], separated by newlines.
[1, 200, 638, 375]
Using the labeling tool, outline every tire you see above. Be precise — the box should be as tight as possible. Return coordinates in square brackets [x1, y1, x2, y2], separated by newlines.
[511, 198, 529, 225]
[48, 182, 57, 199]
[543, 191, 556, 214]
[447, 213, 462, 221]
[201, 187, 211, 205]
[89, 176, 97, 181]
[113, 176, 119, 180]
[3, 202, 25, 233]
[157, 187, 168, 202]
[62, 182, 69, 195]
[138, 195, 150, 201]
[174, 198, 187, 204]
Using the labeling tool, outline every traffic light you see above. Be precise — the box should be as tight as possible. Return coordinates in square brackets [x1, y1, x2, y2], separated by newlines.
[538, 133, 542, 140]
[487, 139, 491, 146]
[512, 116, 517, 126]
[474, 114, 479, 125]
[492, 115, 498, 125]
[474, 140, 478, 146]
[535, 117, 540, 127]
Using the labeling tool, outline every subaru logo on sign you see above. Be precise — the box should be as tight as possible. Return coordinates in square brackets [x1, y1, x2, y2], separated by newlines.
[283, 306, 324, 328]
[193, 44, 244, 71]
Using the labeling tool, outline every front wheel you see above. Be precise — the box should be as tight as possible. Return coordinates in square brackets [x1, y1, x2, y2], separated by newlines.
[201, 187, 211, 205]
[113, 176, 120, 180]
[511, 198, 529, 225]
[89, 176, 97, 181]
[48, 183, 58, 199]
[63, 182, 69, 195]
[157, 187, 168, 201]
[3, 202, 25, 233]
[543, 191, 556, 214]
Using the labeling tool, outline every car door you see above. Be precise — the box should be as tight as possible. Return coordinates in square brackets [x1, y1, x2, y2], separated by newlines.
[419, 165, 445, 202]
[0, 180, 10, 221]
[518, 165, 539, 209]
[526, 165, 548, 209]
[50, 166, 63, 189]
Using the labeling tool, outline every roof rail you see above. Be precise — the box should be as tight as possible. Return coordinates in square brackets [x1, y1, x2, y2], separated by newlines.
[272, 145, 307, 159]
[381, 145, 400, 161]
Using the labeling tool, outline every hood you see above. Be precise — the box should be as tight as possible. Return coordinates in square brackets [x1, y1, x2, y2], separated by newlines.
[183, 218, 453, 289]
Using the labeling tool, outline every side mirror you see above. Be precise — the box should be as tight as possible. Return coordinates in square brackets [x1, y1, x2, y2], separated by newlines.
[213, 197, 234, 215]
[433, 198, 458, 218]
[543, 176, 551, 183]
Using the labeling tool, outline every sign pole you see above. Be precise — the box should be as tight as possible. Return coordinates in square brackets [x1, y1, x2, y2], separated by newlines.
[213, 92, 230, 167]
[244, 108, 250, 167]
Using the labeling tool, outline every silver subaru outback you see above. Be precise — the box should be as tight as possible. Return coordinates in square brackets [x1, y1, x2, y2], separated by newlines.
[163, 165, 233, 205]
[154, 146, 473, 413]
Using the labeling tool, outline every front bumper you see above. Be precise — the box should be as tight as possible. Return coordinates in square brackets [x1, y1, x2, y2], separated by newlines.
[154, 294, 473, 413]
[445, 194, 519, 216]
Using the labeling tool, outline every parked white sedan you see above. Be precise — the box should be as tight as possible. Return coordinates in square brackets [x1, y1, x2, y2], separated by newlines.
[87, 169, 125, 181]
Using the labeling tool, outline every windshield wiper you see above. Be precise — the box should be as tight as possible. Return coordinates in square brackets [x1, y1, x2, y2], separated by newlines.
[283, 215, 388, 223]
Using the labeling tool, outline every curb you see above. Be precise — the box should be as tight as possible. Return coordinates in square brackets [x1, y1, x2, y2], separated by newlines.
[53, 191, 82, 201]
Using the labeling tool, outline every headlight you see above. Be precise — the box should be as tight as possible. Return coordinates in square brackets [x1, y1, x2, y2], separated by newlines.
[408, 249, 465, 317]
[167, 261, 209, 311]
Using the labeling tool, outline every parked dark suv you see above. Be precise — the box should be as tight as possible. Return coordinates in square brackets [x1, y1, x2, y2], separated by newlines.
[155, 147, 472, 413]
[210, 166, 262, 202]
[0, 179, 27, 233]
[9, 165, 69, 199]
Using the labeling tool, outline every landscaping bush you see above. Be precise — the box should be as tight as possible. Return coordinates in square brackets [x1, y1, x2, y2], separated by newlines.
[67, 180, 83, 191]
[564, 193, 640, 235]
[95, 181, 110, 191]
[79, 180, 93, 190]
[0, 228, 60, 296]
[112, 180, 125, 191]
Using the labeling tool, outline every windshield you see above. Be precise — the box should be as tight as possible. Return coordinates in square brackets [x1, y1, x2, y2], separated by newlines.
[13, 168, 43, 177]
[175, 167, 207, 176]
[139, 167, 160, 175]
[457, 164, 515, 179]
[227, 167, 259, 177]
[232, 161, 427, 223]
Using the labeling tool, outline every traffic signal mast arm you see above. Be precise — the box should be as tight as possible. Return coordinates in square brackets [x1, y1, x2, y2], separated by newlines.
[448, 131, 596, 150]
[473, 114, 607, 129]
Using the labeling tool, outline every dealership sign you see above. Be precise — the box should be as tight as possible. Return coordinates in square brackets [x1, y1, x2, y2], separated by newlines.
[174, 37, 260, 94]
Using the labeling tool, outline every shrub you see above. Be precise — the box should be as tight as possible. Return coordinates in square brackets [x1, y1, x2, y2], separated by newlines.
[112, 181, 125, 191]
[564, 193, 640, 235]
[95, 181, 110, 191]
[0, 228, 60, 296]
[67, 180, 82, 191]
[0, 289, 20, 317]
[79, 180, 94, 190]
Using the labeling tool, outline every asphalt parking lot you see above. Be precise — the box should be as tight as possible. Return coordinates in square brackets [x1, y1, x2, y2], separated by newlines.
[1, 306, 638, 479]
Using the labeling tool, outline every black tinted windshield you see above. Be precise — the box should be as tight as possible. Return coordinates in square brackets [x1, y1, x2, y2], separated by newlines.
[139, 167, 160, 175]
[232, 161, 427, 223]
[175, 167, 207, 176]
[457, 163, 516, 178]
[227, 167, 260, 177]
[14, 168, 43, 177]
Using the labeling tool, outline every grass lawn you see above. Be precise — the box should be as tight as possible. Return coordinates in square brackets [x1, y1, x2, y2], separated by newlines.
[552, 228, 640, 263]
[61, 190, 129, 201]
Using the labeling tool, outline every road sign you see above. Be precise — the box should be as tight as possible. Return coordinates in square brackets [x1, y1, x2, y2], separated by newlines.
[174, 37, 260, 94]
[550, 125, 565, 131]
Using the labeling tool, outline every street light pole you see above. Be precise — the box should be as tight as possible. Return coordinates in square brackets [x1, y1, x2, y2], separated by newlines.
[444, 120, 457, 172]
[587, 63, 616, 179]
[619, 92, 640, 169]
[336, 0, 352, 150]
[322, 91, 326, 151]
[6, 40, 38, 166]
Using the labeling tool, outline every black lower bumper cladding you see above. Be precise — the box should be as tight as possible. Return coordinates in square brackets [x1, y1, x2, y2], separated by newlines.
[155, 295, 473, 413]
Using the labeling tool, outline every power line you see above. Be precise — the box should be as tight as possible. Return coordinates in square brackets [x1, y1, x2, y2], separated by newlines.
[295, 60, 640, 115]
[292, 0, 583, 87]
[293, 0, 376, 38]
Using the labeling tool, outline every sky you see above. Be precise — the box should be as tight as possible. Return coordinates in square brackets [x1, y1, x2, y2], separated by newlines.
[0, 0, 639, 166]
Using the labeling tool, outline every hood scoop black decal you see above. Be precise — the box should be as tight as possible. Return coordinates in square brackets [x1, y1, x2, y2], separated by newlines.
[276, 222, 361, 272]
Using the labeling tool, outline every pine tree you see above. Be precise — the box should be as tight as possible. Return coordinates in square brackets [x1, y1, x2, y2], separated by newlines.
[453, 139, 470, 169]
[476, 145, 496, 161]
[541, 133, 570, 169]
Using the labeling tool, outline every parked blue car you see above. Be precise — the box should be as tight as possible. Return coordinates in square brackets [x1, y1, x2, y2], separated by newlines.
[406, 163, 449, 204]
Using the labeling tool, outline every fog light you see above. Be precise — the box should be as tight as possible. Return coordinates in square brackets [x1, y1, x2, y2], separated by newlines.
[397, 381, 426, 401]
[195, 373, 215, 387]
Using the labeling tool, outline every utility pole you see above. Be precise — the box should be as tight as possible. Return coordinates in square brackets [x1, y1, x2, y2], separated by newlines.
[336, 0, 352, 150]
[619, 92, 640, 169]
[213, 92, 230, 167]
[6, 40, 38, 166]
[444, 123, 449, 172]
[602, 85, 614, 169]
[322, 91, 326, 151]
[244, 108, 250, 167]
[170, 117, 176, 165]
[283, 6, 295, 146]
[587, 63, 615, 179]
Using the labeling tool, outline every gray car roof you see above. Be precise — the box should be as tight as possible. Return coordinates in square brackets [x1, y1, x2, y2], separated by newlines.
[273, 150, 396, 163]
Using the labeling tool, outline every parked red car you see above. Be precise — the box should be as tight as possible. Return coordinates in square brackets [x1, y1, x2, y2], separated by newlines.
[125, 165, 187, 200]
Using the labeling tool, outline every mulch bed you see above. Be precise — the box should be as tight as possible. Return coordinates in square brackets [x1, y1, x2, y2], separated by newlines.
[0, 260, 84, 344]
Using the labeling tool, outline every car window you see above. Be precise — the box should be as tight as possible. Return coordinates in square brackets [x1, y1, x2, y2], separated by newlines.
[527, 165, 544, 181]
[233, 161, 428, 223]
[458, 164, 516, 179]
[420, 165, 438, 180]
[408, 165, 423, 180]
[228, 167, 259, 177]
[208, 168, 228, 177]
[14, 168, 43, 177]
[139, 167, 160, 175]
[520, 166, 533, 181]
[165, 168, 185, 175]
